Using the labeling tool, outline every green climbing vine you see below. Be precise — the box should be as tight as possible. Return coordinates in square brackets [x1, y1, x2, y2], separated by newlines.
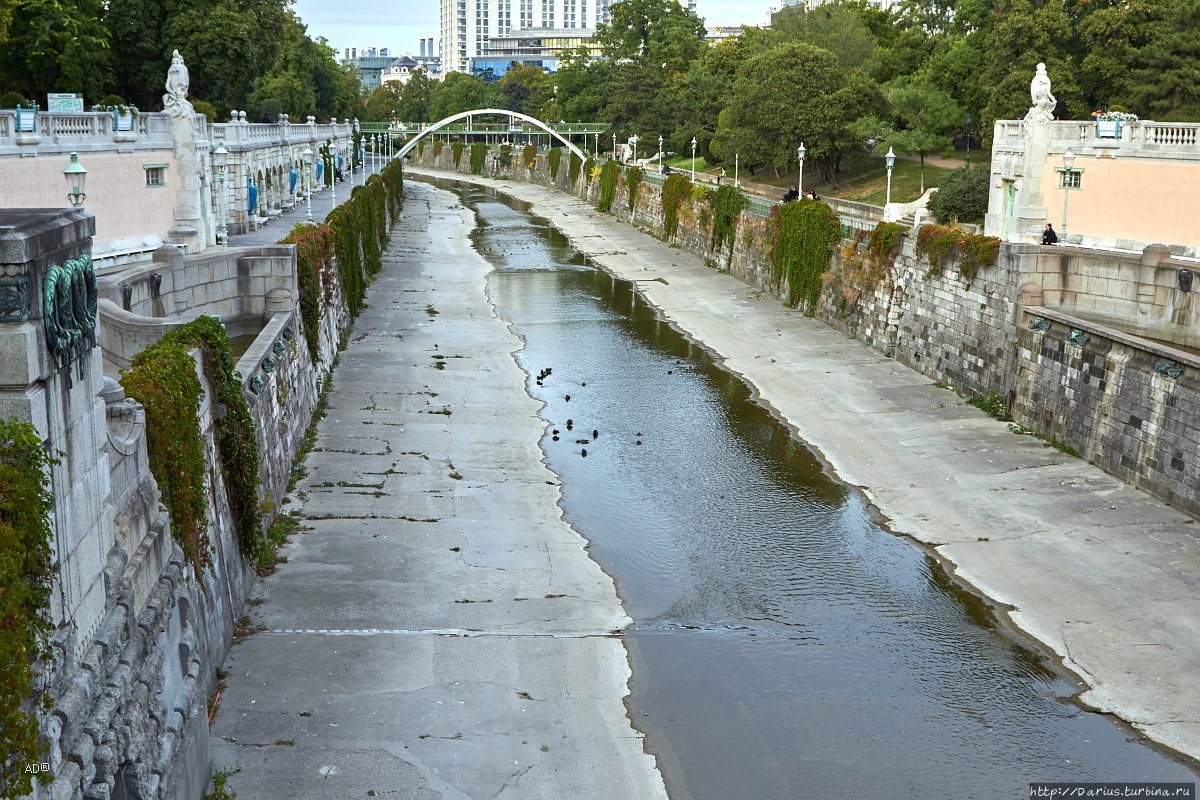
[626, 166, 643, 212]
[916, 224, 1001, 282]
[418, 140, 426, 156]
[582, 157, 597, 186]
[709, 185, 745, 254]
[120, 341, 208, 563]
[470, 142, 488, 174]
[522, 144, 537, 170]
[0, 418, 57, 800]
[549, 147, 563, 180]
[452, 141, 465, 167]
[433, 140, 444, 159]
[835, 222, 907, 309]
[771, 198, 841, 310]
[597, 159, 620, 212]
[277, 224, 331, 361]
[568, 152, 583, 184]
[661, 172, 692, 239]
[498, 144, 513, 168]
[124, 317, 264, 563]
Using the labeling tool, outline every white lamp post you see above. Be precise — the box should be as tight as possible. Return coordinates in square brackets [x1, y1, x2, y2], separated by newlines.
[658, 134, 663, 164]
[611, 133, 616, 159]
[214, 142, 228, 244]
[302, 146, 314, 223]
[329, 143, 336, 209]
[1061, 146, 1076, 240]
[691, 136, 698, 181]
[797, 141, 806, 197]
[734, 152, 739, 189]
[629, 134, 638, 164]
[63, 151, 87, 208]
[885, 146, 896, 215]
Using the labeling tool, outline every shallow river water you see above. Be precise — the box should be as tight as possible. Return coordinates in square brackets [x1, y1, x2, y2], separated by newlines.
[430, 177, 1196, 800]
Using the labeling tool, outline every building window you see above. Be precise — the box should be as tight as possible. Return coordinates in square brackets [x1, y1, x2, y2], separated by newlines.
[1059, 170, 1082, 189]
[144, 164, 168, 187]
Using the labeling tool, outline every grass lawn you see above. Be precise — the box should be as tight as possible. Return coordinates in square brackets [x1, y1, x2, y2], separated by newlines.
[663, 154, 715, 173]
[827, 158, 954, 205]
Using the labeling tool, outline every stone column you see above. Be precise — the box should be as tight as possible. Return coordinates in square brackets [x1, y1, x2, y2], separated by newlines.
[0, 209, 114, 665]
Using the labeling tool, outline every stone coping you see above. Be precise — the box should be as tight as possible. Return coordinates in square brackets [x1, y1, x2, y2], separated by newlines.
[1022, 304, 1200, 368]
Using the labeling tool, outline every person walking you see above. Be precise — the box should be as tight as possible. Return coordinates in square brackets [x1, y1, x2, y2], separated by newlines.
[1042, 223, 1059, 245]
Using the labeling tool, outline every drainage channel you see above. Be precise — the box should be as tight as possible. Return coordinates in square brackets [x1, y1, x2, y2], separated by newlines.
[427, 175, 1196, 800]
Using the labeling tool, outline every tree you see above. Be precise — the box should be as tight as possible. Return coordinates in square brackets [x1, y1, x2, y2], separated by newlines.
[928, 165, 990, 224]
[247, 13, 354, 120]
[0, 0, 112, 103]
[395, 69, 434, 124]
[883, 78, 962, 193]
[714, 41, 884, 183]
[428, 72, 495, 120]
[770, 3, 878, 71]
[595, 0, 706, 75]
[363, 83, 403, 123]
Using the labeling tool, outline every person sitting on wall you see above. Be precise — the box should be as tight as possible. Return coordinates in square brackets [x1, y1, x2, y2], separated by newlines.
[661, 165, 672, 176]
[1042, 223, 1059, 245]
[806, 189, 819, 200]
[782, 187, 799, 202]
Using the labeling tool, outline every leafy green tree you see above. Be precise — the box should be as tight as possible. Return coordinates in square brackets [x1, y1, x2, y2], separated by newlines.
[248, 12, 354, 120]
[363, 83, 403, 123]
[883, 78, 962, 193]
[1126, 0, 1200, 119]
[770, 3, 878, 71]
[595, 0, 706, 75]
[714, 41, 884, 183]
[395, 68, 434, 124]
[928, 165, 990, 224]
[0, 0, 112, 103]
[552, 48, 610, 123]
[429, 71, 496, 120]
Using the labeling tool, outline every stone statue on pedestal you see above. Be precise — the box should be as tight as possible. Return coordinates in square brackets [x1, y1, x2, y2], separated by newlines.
[1024, 62, 1057, 125]
[163, 50, 204, 252]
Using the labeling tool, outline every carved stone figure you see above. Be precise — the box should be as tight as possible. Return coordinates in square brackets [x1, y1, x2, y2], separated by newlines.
[164, 50, 193, 118]
[1025, 62, 1056, 124]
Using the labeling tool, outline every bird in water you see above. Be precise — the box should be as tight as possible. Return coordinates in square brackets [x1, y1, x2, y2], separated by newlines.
[565, 394, 571, 402]
[566, 419, 573, 430]
[581, 448, 588, 457]
[552, 435, 560, 441]
[575, 438, 590, 444]
[552, 429, 559, 435]
[592, 429, 599, 440]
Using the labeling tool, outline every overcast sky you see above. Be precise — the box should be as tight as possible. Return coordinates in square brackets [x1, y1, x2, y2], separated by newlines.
[293, 0, 779, 57]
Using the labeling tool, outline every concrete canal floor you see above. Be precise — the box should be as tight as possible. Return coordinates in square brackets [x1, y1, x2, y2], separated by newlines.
[209, 187, 667, 798]
[399, 167, 1200, 764]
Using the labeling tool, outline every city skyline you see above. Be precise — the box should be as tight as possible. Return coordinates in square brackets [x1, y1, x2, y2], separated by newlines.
[293, 0, 778, 58]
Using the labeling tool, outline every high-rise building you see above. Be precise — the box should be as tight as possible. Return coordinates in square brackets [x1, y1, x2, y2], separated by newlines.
[440, 0, 622, 74]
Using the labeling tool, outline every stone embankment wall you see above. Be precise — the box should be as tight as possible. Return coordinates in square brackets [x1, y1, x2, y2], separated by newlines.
[410, 144, 1200, 519]
[1, 201, 354, 799]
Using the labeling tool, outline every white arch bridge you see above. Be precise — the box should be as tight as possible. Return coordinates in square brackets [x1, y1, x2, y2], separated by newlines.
[389, 110, 595, 162]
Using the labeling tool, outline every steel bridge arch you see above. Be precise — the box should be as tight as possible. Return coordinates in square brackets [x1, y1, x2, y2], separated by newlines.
[395, 109, 588, 162]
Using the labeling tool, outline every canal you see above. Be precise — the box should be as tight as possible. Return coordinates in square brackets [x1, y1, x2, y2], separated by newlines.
[429, 177, 1196, 799]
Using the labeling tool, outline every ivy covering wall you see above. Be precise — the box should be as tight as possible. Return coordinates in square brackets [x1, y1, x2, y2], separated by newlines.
[568, 152, 583, 185]
[0, 418, 56, 800]
[771, 199, 841, 310]
[470, 142, 488, 174]
[548, 147, 563, 180]
[452, 141, 465, 167]
[121, 317, 264, 564]
[626, 166, 643, 211]
[522, 144, 537, 170]
[916, 224, 1002, 283]
[661, 173, 692, 239]
[597, 160, 621, 212]
[709, 185, 746, 254]
[278, 224, 332, 361]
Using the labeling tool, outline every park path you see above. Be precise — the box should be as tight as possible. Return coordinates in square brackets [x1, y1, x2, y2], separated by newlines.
[209, 182, 667, 799]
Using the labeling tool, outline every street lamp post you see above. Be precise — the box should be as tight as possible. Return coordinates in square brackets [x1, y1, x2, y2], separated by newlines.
[303, 146, 314, 223]
[734, 152, 739, 189]
[629, 134, 638, 164]
[1061, 146, 1076, 240]
[884, 147, 896, 218]
[658, 134, 663, 165]
[329, 142, 336, 209]
[214, 142, 228, 244]
[797, 142, 806, 197]
[63, 151, 87, 209]
[691, 136, 697, 181]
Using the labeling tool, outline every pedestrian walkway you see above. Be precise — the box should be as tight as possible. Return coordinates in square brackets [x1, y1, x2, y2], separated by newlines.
[209, 183, 668, 799]
[228, 161, 387, 247]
